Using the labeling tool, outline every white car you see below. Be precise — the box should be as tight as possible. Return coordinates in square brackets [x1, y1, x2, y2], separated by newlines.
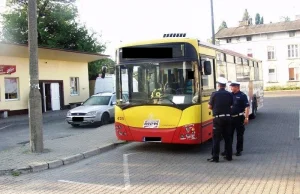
[66, 92, 127, 127]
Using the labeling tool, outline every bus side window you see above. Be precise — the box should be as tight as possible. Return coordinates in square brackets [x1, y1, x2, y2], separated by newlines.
[250, 62, 255, 81]
[227, 62, 236, 82]
[243, 59, 250, 81]
[217, 61, 227, 79]
[254, 62, 259, 80]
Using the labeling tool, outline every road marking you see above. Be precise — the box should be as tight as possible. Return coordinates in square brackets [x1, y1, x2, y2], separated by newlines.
[123, 152, 141, 189]
[123, 154, 131, 189]
[0, 124, 13, 130]
[58, 180, 125, 190]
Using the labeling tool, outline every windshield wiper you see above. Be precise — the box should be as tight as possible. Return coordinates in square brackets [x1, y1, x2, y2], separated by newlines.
[160, 96, 178, 106]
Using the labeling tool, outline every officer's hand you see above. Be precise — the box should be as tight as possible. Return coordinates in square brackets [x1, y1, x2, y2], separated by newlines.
[244, 118, 249, 125]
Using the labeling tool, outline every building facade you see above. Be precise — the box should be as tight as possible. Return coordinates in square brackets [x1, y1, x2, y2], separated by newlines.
[0, 42, 108, 115]
[215, 18, 300, 88]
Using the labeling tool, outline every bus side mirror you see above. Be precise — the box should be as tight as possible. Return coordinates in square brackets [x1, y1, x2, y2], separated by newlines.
[101, 66, 107, 78]
[204, 61, 212, 75]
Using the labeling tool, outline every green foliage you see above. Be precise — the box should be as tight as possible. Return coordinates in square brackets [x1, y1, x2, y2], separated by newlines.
[255, 13, 260, 24]
[218, 21, 227, 31]
[89, 58, 116, 80]
[242, 9, 250, 21]
[281, 16, 291, 22]
[1, 0, 107, 80]
[260, 16, 264, 24]
[265, 85, 300, 91]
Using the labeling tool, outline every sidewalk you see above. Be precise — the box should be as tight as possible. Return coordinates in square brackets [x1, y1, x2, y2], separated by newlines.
[0, 109, 70, 126]
[264, 90, 300, 97]
[0, 122, 124, 176]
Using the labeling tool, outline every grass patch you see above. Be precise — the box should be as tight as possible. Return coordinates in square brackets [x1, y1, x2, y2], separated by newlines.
[265, 85, 300, 91]
[11, 171, 21, 177]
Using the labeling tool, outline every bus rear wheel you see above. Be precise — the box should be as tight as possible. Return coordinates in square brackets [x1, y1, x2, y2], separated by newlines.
[249, 100, 257, 120]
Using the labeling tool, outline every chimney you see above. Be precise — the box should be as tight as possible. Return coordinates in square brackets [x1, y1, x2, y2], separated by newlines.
[239, 20, 248, 27]
[239, 19, 252, 27]
[296, 15, 300, 20]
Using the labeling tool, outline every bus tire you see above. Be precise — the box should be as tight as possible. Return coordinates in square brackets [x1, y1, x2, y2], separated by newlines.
[249, 99, 257, 120]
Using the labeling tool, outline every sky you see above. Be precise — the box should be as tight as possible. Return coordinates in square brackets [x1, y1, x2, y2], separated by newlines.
[1, 0, 300, 60]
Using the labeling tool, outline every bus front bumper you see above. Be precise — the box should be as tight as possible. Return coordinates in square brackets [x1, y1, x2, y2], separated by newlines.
[115, 122, 201, 144]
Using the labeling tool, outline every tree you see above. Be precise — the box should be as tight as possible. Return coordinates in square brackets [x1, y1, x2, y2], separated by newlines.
[281, 16, 291, 22]
[255, 13, 260, 25]
[1, 0, 106, 79]
[260, 16, 264, 24]
[242, 9, 250, 21]
[218, 21, 228, 31]
[89, 58, 116, 80]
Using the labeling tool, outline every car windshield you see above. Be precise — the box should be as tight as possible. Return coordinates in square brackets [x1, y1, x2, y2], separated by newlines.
[83, 96, 111, 106]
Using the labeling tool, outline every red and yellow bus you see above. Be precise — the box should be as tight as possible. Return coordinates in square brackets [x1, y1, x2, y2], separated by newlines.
[113, 34, 263, 144]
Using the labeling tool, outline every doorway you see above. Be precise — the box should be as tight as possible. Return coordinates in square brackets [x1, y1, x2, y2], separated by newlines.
[39, 80, 64, 112]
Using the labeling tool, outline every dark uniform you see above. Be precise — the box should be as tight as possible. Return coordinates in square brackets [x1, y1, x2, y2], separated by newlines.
[230, 90, 250, 155]
[208, 79, 234, 162]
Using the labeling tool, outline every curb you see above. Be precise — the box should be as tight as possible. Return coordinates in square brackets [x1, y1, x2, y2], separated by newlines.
[0, 141, 128, 176]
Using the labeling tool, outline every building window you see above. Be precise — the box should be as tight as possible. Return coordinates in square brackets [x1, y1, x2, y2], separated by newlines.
[246, 36, 252, 41]
[268, 68, 277, 82]
[226, 38, 231, 43]
[288, 44, 299, 58]
[5, 78, 19, 100]
[289, 31, 295, 37]
[289, 67, 299, 81]
[267, 46, 275, 60]
[70, 77, 79, 95]
[247, 49, 253, 57]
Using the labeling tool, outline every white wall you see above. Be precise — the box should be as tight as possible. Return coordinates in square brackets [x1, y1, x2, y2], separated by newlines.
[218, 30, 300, 88]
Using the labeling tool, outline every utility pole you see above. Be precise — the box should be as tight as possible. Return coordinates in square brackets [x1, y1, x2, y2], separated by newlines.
[210, 0, 215, 45]
[28, 0, 43, 153]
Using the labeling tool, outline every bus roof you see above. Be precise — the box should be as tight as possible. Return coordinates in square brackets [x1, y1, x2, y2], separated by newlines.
[118, 38, 262, 63]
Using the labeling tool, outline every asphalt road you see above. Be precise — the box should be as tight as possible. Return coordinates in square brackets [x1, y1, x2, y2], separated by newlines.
[0, 92, 300, 194]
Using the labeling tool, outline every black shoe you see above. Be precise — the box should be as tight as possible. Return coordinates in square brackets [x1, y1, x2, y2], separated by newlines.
[235, 152, 242, 156]
[223, 156, 232, 161]
[207, 158, 219, 163]
[221, 151, 227, 156]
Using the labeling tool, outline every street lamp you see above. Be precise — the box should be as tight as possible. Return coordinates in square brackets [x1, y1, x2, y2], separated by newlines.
[210, 0, 215, 45]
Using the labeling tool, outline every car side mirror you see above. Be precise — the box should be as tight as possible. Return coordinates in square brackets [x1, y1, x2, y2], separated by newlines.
[111, 101, 116, 106]
[81, 102, 83, 105]
[204, 61, 212, 75]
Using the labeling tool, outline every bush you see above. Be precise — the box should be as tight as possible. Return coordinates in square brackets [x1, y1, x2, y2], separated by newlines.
[265, 85, 300, 91]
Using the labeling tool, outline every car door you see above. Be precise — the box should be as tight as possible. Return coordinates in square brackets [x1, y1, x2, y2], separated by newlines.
[108, 95, 116, 118]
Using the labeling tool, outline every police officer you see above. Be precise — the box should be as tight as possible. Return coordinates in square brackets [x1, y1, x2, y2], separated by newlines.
[222, 81, 250, 157]
[207, 77, 233, 162]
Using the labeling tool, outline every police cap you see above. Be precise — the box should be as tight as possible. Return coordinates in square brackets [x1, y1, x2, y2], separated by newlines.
[217, 77, 228, 85]
[230, 81, 240, 86]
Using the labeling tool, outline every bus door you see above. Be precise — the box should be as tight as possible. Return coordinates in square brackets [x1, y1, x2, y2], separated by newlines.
[200, 57, 216, 143]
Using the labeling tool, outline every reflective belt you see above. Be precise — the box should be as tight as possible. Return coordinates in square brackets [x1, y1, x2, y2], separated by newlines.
[214, 114, 230, 118]
[231, 112, 244, 117]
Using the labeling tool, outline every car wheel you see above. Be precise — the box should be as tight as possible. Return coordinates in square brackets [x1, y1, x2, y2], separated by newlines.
[101, 112, 110, 125]
[71, 124, 80, 127]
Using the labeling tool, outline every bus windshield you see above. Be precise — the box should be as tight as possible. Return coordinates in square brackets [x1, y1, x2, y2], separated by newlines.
[117, 61, 200, 105]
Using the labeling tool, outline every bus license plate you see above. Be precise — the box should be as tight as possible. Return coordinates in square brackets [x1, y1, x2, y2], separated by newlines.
[143, 120, 160, 128]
